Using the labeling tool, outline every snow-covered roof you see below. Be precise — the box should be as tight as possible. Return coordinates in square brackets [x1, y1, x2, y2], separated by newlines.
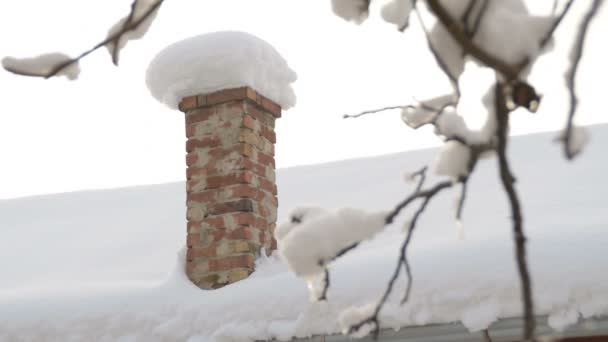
[145, 31, 297, 110]
[1, 125, 607, 341]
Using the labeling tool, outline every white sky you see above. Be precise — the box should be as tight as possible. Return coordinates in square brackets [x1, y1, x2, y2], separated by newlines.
[0, 0, 606, 199]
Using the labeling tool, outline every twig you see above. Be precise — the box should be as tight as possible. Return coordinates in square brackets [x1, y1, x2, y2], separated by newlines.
[455, 180, 468, 221]
[469, 0, 489, 40]
[343, 105, 407, 119]
[539, 0, 575, 49]
[426, 0, 520, 81]
[348, 179, 453, 338]
[563, 0, 603, 160]
[3, 0, 164, 79]
[111, 0, 140, 65]
[413, 1, 460, 96]
[386, 181, 453, 225]
[411, 166, 427, 193]
[318, 269, 330, 301]
[461, 0, 478, 36]
[482, 329, 494, 342]
[494, 82, 535, 340]
[315, 242, 359, 300]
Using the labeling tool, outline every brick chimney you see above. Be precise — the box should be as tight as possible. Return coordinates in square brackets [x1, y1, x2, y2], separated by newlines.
[178, 87, 280, 289]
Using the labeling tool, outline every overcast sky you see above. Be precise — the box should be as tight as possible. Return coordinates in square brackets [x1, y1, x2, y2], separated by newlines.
[0, 0, 606, 199]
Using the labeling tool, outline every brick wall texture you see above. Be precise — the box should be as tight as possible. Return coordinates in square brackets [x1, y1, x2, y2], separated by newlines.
[179, 87, 280, 289]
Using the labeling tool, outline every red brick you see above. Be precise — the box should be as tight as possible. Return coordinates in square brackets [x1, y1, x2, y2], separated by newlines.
[188, 245, 216, 259]
[244, 102, 266, 122]
[258, 177, 277, 195]
[204, 216, 227, 229]
[231, 212, 266, 228]
[186, 166, 217, 180]
[242, 115, 257, 131]
[185, 107, 215, 124]
[206, 171, 254, 189]
[188, 189, 220, 202]
[187, 233, 201, 247]
[186, 136, 221, 152]
[257, 151, 275, 167]
[260, 96, 281, 117]
[210, 229, 226, 242]
[186, 124, 195, 138]
[208, 254, 255, 272]
[208, 147, 230, 158]
[188, 216, 228, 231]
[206, 88, 248, 105]
[226, 227, 253, 240]
[186, 152, 198, 167]
[261, 126, 276, 144]
[179, 96, 198, 112]
[228, 185, 264, 201]
[235, 158, 266, 177]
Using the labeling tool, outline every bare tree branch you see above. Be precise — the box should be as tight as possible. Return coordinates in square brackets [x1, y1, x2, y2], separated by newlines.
[2, 0, 164, 79]
[563, 0, 603, 160]
[318, 268, 330, 301]
[494, 82, 535, 340]
[460, 0, 478, 35]
[469, 0, 489, 40]
[348, 174, 453, 338]
[111, 0, 141, 65]
[425, 0, 521, 80]
[343, 105, 407, 119]
[540, 0, 575, 49]
[483, 328, 494, 342]
[413, 1, 460, 96]
[455, 180, 468, 221]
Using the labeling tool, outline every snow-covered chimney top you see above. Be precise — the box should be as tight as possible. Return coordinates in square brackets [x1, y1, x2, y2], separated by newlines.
[145, 31, 297, 110]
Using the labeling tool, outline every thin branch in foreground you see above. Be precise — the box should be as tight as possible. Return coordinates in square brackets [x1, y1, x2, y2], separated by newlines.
[539, 0, 575, 49]
[343, 105, 407, 119]
[316, 242, 359, 300]
[2, 0, 164, 79]
[494, 82, 535, 341]
[412, 1, 460, 96]
[455, 180, 468, 221]
[348, 180, 453, 338]
[426, 0, 519, 80]
[563, 0, 603, 160]
[469, 0, 489, 41]
[460, 0, 478, 36]
[111, 0, 140, 65]
[482, 329, 494, 342]
[318, 269, 330, 301]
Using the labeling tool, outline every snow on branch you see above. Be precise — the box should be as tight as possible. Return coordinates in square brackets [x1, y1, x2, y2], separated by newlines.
[561, 0, 603, 160]
[276, 207, 386, 300]
[106, 0, 162, 65]
[2, 53, 80, 80]
[331, 0, 371, 24]
[381, 0, 413, 31]
[2, 0, 163, 80]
